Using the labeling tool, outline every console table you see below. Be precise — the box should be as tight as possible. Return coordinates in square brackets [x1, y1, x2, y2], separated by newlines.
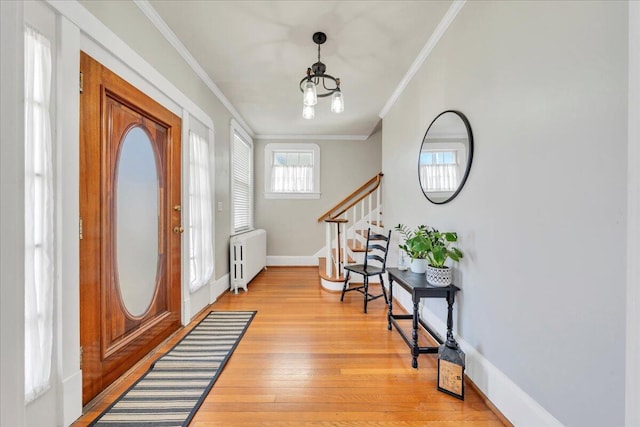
[386, 268, 460, 368]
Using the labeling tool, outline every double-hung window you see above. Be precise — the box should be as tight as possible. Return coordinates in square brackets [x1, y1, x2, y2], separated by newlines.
[264, 143, 320, 199]
[230, 121, 253, 234]
[24, 25, 54, 403]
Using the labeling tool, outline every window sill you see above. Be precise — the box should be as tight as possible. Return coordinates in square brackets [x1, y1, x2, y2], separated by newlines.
[264, 192, 321, 200]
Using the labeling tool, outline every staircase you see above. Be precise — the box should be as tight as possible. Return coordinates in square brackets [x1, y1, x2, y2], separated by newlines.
[317, 173, 384, 291]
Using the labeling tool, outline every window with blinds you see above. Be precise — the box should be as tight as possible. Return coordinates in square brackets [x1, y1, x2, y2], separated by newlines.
[231, 124, 253, 234]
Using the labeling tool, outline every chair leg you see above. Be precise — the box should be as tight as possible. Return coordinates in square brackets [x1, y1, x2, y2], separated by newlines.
[341, 270, 350, 302]
[380, 274, 389, 305]
[363, 276, 369, 314]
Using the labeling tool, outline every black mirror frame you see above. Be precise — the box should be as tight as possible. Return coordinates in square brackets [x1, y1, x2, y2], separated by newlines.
[418, 110, 474, 205]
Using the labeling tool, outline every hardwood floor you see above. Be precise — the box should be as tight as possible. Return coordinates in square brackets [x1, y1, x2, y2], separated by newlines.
[74, 267, 507, 426]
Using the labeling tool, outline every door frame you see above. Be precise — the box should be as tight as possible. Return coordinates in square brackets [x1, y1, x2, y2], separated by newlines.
[37, 0, 221, 420]
[79, 51, 183, 404]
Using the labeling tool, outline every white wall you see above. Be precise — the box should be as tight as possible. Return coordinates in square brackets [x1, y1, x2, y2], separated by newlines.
[254, 132, 382, 259]
[626, 2, 640, 425]
[0, 1, 26, 425]
[382, 1, 627, 426]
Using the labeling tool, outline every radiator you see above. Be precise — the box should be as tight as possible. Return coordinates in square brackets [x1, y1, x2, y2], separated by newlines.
[230, 229, 267, 294]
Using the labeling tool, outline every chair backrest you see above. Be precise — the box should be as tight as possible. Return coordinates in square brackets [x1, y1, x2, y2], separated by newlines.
[363, 228, 392, 271]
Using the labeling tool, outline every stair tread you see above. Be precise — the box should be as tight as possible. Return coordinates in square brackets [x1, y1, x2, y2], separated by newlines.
[347, 239, 368, 253]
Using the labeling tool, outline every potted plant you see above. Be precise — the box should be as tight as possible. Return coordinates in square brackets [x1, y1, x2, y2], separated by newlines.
[395, 224, 430, 274]
[424, 228, 463, 286]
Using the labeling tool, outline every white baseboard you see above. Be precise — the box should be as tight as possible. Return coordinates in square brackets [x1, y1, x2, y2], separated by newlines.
[394, 289, 562, 427]
[61, 370, 82, 427]
[267, 256, 318, 266]
[213, 274, 230, 298]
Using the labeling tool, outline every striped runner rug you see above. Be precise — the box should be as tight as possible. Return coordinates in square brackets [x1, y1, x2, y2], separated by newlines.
[89, 310, 256, 426]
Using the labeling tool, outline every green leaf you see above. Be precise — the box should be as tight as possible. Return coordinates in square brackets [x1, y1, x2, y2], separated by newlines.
[444, 232, 458, 242]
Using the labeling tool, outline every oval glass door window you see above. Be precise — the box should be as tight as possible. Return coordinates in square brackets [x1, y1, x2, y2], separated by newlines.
[116, 126, 159, 317]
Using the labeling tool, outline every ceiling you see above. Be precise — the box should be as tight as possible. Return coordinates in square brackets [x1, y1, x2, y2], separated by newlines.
[145, 0, 453, 139]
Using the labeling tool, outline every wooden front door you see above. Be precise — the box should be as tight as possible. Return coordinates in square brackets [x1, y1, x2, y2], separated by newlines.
[79, 52, 182, 404]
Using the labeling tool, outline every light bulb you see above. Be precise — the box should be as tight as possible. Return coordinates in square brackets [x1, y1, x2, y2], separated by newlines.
[302, 80, 317, 106]
[302, 104, 315, 120]
[330, 90, 344, 114]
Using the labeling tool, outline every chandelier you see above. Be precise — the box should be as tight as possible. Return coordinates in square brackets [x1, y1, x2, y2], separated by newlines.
[299, 32, 344, 119]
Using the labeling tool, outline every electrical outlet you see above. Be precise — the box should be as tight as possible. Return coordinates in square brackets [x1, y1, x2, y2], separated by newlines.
[217, 201, 223, 212]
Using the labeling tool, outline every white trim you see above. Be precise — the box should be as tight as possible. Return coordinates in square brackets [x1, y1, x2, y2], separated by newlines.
[264, 192, 321, 200]
[257, 134, 368, 141]
[390, 288, 562, 427]
[180, 110, 191, 326]
[55, 13, 82, 425]
[626, 2, 640, 426]
[208, 125, 216, 305]
[46, 0, 213, 131]
[133, 0, 254, 138]
[213, 274, 230, 299]
[267, 256, 318, 267]
[60, 370, 82, 427]
[378, 0, 466, 119]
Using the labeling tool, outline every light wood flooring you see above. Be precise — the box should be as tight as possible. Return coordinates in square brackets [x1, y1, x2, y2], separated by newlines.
[74, 267, 508, 426]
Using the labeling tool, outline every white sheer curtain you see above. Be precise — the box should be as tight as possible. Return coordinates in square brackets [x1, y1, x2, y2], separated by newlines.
[188, 131, 214, 292]
[419, 151, 459, 192]
[270, 152, 314, 192]
[24, 26, 54, 403]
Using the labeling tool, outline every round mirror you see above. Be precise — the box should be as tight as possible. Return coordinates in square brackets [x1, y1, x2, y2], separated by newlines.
[116, 126, 160, 317]
[418, 110, 473, 204]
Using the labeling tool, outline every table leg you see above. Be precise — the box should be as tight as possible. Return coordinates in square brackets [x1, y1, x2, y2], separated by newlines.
[387, 277, 394, 331]
[412, 299, 419, 369]
[446, 291, 456, 347]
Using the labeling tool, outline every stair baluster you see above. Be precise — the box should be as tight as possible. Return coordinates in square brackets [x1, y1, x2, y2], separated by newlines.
[317, 173, 383, 290]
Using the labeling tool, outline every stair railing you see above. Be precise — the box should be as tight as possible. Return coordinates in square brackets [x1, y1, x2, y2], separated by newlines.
[318, 173, 383, 279]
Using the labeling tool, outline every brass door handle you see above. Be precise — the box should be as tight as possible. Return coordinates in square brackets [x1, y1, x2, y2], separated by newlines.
[173, 226, 184, 234]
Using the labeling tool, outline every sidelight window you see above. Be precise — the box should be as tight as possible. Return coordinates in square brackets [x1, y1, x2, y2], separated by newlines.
[24, 25, 54, 402]
[188, 130, 214, 292]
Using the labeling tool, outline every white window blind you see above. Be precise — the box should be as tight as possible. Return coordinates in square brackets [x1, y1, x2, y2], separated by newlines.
[188, 131, 214, 292]
[419, 150, 459, 192]
[231, 130, 253, 234]
[24, 26, 54, 403]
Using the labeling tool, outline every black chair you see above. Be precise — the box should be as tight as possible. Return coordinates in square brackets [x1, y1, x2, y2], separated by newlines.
[340, 228, 391, 313]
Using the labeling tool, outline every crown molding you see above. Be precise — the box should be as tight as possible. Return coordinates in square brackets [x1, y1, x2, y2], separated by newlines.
[133, 0, 254, 137]
[378, 0, 466, 119]
[256, 134, 369, 141]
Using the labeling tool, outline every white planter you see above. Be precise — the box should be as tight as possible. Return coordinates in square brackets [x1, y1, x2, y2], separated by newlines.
[410, 258, 428, 274]
[426, 265, 452, 286]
